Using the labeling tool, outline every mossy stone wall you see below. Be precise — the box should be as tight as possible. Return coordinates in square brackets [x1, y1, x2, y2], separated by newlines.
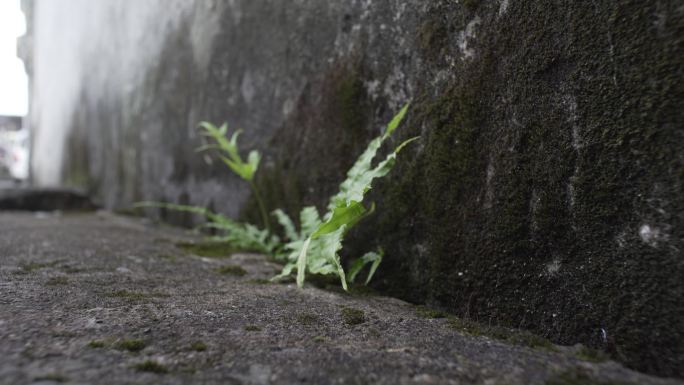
[374, 2, 682, 377]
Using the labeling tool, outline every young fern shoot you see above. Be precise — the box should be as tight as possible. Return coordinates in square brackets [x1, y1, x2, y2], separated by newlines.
[197, 122, 270, 232]
[273, 103, 417, 290]
[135, 122, 276, 254]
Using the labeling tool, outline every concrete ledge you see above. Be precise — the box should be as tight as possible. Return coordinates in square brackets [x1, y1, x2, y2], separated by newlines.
[0, 187, 96, 211]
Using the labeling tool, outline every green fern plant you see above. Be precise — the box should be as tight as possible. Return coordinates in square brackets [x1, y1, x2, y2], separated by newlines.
[136, 103, 416, 290]
[196, 122, 270, 232]
[272, 103, 417, 290]
[136, 122, 275, 253]
[134, 202, 279, 254]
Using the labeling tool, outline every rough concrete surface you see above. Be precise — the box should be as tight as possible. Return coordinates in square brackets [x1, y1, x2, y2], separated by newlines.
[0, 211, 681, 385]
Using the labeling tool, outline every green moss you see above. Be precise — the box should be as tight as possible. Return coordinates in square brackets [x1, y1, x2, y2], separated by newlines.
[116, 339, 146, 352]
[213, 265, 247, 276]
[34, 374, 68, 383]
[62, 266, 85, 273]
[447, 317, 483, 336]
[297, 313, 321, 326]
[244, 324, 262, 332]
[341, 307, 366, 326]
[347, 284, 380, 297]
[87, 340, 106, 348]
[176, 241, 235, 258]
[448, 316, 556, 351]
[356, 1, 683, 377]
[133, 360, 168, 374]
[19, 260, 60, 273]
[336, 69, 367, 132]
[463, 0, 480, 10]
[419, 19, 449, 62]
[416, 305, 448, 319]
[545, 369, 629, 385]
[489, 327, 557, 351]
[190, 341, 207, 352]
[46, 276, 69, 286]
[575, 345, 610, 363]
[367, 327, 382, 338]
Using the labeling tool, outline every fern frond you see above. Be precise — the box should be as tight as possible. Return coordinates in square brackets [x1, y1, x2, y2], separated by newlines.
[274, 102, 416, 290]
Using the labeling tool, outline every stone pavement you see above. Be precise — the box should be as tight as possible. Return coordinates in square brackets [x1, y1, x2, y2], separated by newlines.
[0, 211, 681, 385]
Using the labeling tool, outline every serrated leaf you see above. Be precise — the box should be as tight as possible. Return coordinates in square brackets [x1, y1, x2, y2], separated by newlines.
[327, 137, 383, 212]
[347, 250, 383, 284]
[296, 237, 312, 287]
[227, 130, 243, 162]
[273, 209, 298, 241]
[134, 201, 276, 254]
[312, 201, 366, 239]
[317, 226, 347, 291]
[272, 262, 296, 281]
[272, 104, 416, 290]
[300, 206, 322, 237]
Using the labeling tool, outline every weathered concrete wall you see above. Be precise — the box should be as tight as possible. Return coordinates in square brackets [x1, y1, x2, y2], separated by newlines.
[26, 0, 683, 377]
[28, 0, 234, 215]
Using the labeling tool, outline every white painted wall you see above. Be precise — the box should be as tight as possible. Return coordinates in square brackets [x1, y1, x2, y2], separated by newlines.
[29, 0, 223, 186]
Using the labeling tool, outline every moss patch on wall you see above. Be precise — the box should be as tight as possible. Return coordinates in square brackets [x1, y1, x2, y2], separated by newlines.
[355, 0, 683, 378]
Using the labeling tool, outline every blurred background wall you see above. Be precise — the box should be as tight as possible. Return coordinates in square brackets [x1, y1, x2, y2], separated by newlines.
[21, 0, 683, 377]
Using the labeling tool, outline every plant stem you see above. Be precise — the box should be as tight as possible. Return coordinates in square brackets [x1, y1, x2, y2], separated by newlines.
[249, 180, 270, 233]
